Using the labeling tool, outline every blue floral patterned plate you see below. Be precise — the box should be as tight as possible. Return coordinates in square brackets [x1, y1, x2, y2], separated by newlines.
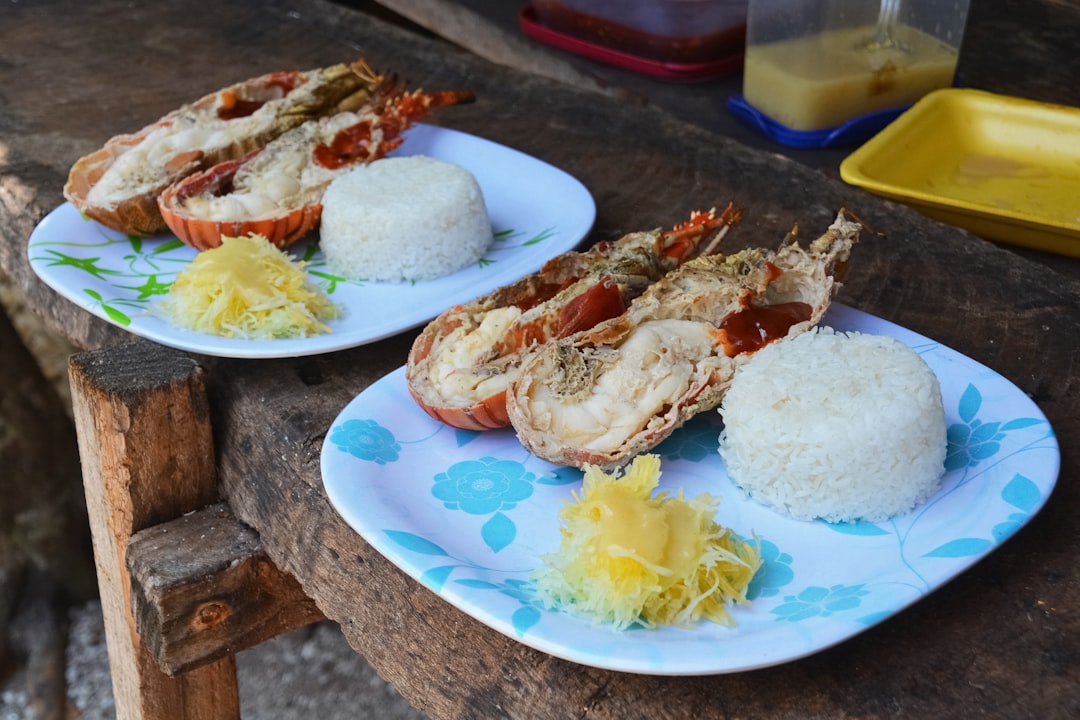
[320, 303, 1059, 675]
[27, 124, 595, 359]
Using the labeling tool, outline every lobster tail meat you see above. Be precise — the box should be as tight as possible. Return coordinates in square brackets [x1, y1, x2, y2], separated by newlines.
[157, 85, 476, 250]
[406, 204, 742, 431]
[63, 59, 391, 236]
[506, 210, 862, 471]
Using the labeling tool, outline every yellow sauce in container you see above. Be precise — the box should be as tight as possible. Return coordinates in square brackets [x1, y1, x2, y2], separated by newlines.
[743, 23, 958, 131]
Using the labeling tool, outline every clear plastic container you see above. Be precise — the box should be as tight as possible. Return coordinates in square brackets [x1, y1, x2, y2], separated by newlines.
[741, 0, 970, 133]
[530, 0, 748, 65]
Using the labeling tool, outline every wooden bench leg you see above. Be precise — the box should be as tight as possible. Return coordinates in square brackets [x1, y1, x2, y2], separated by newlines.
[69, 343, 240, 720]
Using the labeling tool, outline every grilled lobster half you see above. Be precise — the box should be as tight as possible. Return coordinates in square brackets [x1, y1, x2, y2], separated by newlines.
[156, 84, 474, 250]
[64, 59, 393, 236]
[406, 205, 742, 431]
[506, 210, 862, 471]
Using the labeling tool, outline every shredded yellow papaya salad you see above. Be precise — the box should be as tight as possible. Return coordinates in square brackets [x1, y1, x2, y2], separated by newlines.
[532, 454, 761, 630]
[160, 233, 342, 339]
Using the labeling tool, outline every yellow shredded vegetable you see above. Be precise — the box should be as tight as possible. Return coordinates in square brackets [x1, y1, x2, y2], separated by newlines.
[160, 233, 342, 339]
[532, 454, 761, 630]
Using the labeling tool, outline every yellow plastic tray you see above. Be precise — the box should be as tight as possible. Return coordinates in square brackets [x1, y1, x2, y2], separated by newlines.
[840, 88, 1080, 257]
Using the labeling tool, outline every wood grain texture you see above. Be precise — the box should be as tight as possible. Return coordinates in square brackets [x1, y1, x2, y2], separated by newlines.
[2, 0, 1078, 718]
[69, 342, 240, 720]
[367, 0, 639, 101]
[127, 503, 324, 676]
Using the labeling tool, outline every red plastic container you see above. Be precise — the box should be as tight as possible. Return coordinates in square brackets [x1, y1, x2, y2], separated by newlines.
[522, 1, 747, 80]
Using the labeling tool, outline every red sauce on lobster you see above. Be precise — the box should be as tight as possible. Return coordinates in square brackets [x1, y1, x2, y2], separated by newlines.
[216, 72, 301, 121]
[313, 121, 408, 170]
[514, 280, 574, 313]
[313, 121, 375, 169]
[217, 97, 269, 121]
[719, 301, 812, 356]
[556, 279, 627, 336]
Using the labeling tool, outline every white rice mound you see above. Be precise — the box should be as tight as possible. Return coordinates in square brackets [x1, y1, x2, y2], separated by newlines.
[717, 327, 947, 523]
[319, 156, 493, 282]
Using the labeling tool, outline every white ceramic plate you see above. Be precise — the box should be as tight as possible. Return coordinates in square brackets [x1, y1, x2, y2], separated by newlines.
[28, 124, 596, 358]
[321, 304, 1060, 675]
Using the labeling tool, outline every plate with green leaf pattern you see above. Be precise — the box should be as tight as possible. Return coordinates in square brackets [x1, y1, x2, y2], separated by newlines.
[28, 124, 595, 358]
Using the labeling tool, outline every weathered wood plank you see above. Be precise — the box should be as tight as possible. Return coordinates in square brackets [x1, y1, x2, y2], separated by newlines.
[127, 502, 324, 675]
[366, 0, 638, 101]
[69, 342, 240, 720]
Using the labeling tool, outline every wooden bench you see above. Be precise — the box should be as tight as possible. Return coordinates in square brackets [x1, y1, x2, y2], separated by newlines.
[69, 343, 320, 719]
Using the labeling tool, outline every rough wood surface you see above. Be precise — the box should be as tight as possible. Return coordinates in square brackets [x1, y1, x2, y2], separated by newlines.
[2, 0, 1079, 718]
[128, 502, 324, 675]
[366, 0, 638, 101]
[68, 343, 240, 720]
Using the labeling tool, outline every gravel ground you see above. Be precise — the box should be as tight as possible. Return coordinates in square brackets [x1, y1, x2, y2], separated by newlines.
[1, 601, 426, 720]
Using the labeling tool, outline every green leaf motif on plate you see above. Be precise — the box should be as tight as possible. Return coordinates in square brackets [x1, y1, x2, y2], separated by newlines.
[40, 250, 124, 280]
[84, 288, 132, 326]
[524, 227, 555, 246]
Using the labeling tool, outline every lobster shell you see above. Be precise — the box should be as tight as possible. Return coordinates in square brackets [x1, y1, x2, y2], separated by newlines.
[63, 59, 388, 237]
[406, 270, 644, 431]
[156, 86, 475, 251]
[156, 150, 326, 251]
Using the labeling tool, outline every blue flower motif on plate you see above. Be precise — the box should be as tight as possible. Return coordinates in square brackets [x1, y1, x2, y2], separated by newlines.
[329, 418, 400, 465]
[945, 383, 1043, 471]
[320, 306, 1061, 675]
[772, 584, 870, 622]
[655, 416, 722, 463]
[432, 456, 536, 552]
[432, 456, 535, 514]
[746, 538, 795, 600]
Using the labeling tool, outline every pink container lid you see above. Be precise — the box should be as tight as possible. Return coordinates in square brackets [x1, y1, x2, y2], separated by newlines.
[519, 4, 744, 81]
